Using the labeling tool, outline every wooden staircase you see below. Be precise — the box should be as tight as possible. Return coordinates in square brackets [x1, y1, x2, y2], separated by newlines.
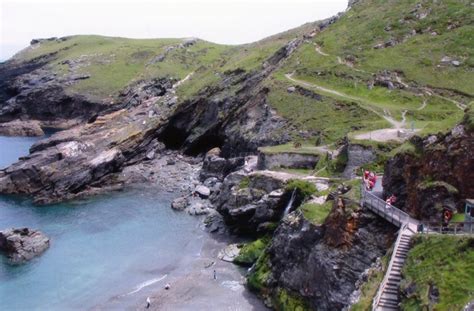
[360, 179, 418, 311]
[374, 226, 414, 310]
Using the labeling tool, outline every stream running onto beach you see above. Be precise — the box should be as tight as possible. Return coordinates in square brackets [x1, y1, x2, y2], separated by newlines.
[0, 135, 204, 310]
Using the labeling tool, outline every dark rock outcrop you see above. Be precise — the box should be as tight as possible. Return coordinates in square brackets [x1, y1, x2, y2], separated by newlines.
[383, 119, 474, 221]
[0, 65, 106, 128]
[212, 172, 288, 234]
[253, 199, 397, 310]
[0, 228, 50, 264]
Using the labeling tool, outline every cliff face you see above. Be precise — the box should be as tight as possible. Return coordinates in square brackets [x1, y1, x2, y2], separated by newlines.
[0, 55, 109, 129]
[157, 40, 299, 156]
[0, 38, 300, 204]
[383, 114, 474, 221]
[251, 199, 397, 310]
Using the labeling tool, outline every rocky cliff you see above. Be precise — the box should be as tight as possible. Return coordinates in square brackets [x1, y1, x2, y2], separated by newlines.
[0, 50, 111, 129]
[248, 198, 397, 310]
[383, 109, 474, 221]
[0, 36, 303, 204]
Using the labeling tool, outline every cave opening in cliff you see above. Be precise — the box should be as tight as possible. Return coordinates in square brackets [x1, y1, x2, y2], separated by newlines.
[158, 125, 188, 150]
[185, 134, 224, 156]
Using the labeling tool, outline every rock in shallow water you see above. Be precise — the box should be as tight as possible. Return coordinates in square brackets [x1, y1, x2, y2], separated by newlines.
[171, 196, 188, 211]
[0, 228, 50, 264]
[0, 120, 45, 137]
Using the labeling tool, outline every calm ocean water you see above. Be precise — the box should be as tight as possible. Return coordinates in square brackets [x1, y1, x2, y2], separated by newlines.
[0, 135, 203, 310]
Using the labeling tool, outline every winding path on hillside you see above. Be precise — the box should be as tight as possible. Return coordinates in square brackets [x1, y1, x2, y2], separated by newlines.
[314, 44, 330, 57]
[417, 99, 427, 111]
[284, 72, 417, 142]
[313, 45, 466, 113]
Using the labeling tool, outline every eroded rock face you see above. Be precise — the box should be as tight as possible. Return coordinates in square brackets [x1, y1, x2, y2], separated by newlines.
[0, 78, 178, 204]
[0, 228, 50, 264]
[157, 39, 302, 157]
[261, 201, 397, 310]
[0, 36, 301, 204]
[342, 143, 375, 179]
[257, 152, 320, 170]
[383, 121, 474, 221]
[0, 63, 106, 128]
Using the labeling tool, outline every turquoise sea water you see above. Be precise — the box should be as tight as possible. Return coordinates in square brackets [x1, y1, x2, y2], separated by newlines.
[0, 136, 202, 310]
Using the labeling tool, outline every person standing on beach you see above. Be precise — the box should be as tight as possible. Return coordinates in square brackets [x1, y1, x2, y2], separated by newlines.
[146, 297, 151, 309]
[213, 270, 217, 280]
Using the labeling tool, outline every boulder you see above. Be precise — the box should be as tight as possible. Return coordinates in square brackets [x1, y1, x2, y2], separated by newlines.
[195, 185, 211, 198]
[171, 196, 188, 211]
[0, 228, 50, 264]
[204, 210, 227, 234]
[206, 147, 221, 157]
[199, 155, 245, 181]
[186, 200, 211, 215]
[146, 150, 156, 160]
[441, 56, 453, 64]
[217, 244, 241, 262]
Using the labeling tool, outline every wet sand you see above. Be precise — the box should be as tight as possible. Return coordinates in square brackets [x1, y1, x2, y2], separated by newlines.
[95, 223, 268, 311]
[141, 233, 268, 311]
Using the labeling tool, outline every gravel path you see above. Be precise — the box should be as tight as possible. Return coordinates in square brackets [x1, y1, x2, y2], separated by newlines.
[284, 73, 419, 142]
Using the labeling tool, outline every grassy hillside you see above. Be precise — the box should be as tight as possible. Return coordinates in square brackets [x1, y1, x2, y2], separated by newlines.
[10, 0, 473, 144]
[401, 235, 474, 310]
[11, 22, 310, 103]
[268, 0, 473, 142]
[13, 35, 233, 101]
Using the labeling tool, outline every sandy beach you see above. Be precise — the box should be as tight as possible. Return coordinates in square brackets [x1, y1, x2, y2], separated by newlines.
[140, 232, 268, 311]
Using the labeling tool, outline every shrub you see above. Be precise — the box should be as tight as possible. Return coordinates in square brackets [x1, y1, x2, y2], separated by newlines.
[234, 236, 271, 266]
[285, 179, 317, 198]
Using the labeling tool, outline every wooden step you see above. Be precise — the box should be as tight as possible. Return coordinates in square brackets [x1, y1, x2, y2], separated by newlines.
[377, 305, 399, 310]
[397, 245, 411, 251]
[384, 285, 399, 294]
[384, 288, 399, 296]
[379, 300, 399, 309]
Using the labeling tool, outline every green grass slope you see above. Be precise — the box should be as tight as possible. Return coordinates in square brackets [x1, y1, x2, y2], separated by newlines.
[268, 0, 473, 142]
[401, 235, 474, 310]
[10, 21, 313, 103]
[13, 35, 234, 100]
[9, 0, 473, 144]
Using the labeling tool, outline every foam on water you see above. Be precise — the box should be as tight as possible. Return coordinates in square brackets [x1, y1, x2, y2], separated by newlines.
[124, 274, 168, 296]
